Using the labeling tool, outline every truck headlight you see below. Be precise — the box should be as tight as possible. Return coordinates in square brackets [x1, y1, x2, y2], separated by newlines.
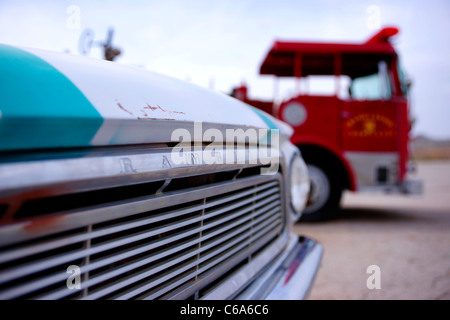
[290, 154, 310, 216]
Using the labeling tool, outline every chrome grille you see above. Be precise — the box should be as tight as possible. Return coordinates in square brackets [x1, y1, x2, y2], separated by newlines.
[0, 173, 284, 300]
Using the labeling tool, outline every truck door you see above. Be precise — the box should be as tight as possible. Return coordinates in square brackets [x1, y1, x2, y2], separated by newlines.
[341, 60, 400, 188]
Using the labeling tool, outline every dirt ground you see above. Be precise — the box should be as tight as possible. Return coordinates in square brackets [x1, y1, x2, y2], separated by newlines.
[293, 160, 450, 300]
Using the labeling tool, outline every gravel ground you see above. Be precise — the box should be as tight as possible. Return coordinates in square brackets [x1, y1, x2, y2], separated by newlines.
[293, 160, 450, 300]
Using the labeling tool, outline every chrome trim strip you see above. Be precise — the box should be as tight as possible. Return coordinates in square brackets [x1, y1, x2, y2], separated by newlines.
[0, 144, 277, 196]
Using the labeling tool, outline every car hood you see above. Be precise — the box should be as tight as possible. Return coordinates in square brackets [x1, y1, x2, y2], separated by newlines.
[0, 44, 291, 152]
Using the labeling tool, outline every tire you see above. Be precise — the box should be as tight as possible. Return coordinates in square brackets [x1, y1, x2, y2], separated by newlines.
[300, 162, 342, 221]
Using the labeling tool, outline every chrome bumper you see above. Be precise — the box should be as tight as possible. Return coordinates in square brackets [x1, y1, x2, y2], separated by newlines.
[401, 179, 423, 195]
[235, 235, 323, 300]
[359, 178, 423, 196]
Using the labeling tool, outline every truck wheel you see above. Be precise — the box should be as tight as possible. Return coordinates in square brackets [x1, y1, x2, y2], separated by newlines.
[300, 163, 342, 221]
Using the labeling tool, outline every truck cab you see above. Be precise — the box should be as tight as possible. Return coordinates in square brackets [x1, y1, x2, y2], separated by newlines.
[232, 27, 422, 221]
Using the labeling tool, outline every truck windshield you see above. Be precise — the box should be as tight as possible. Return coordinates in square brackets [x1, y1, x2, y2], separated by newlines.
[350, 61, 392, 100]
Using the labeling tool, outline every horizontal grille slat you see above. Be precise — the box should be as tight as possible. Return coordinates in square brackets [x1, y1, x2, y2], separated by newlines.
[0, 172, 285, 300]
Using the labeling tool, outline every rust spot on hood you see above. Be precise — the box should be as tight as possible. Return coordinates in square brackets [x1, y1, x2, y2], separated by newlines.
[117, 102, 134, 116]
[116, 100, 185, 119]
[145, 103, 186, 115]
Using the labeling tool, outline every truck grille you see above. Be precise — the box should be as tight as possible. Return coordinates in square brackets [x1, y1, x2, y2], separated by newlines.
[0, 172, 284, 300]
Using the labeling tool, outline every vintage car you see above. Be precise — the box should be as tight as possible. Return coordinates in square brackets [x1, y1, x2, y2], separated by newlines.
[0, 44, 322, 300]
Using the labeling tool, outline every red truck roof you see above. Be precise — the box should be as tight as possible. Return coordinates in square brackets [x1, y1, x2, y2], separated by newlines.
[259, 27, 399, 78]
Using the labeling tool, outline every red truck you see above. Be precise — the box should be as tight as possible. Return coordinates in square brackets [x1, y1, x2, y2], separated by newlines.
[232, 27, 422, 221]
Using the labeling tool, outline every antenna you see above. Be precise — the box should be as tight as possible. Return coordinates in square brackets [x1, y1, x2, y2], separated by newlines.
[103, 28, 122, 61]
[78, 28, 95, 56]
[78, 27, 122, 61]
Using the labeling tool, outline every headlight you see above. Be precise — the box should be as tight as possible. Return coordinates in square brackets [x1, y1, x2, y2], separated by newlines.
[290, 154, 310, 216]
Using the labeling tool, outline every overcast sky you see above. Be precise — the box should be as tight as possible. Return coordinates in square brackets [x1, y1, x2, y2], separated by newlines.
[1, 0, 449, 139]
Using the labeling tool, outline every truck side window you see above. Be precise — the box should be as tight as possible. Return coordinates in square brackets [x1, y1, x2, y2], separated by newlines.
[397, 60, 409, 96]
[350, 61, 392, 100]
